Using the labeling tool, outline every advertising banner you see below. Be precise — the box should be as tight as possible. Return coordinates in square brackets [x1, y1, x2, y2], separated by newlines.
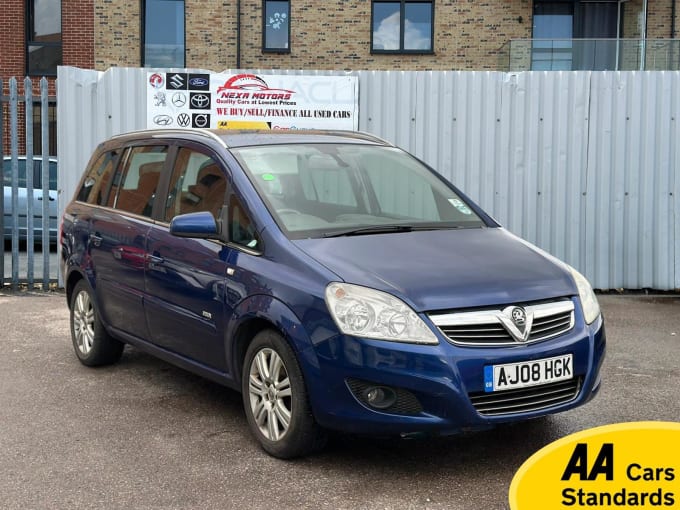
[146, 72, 358, 131]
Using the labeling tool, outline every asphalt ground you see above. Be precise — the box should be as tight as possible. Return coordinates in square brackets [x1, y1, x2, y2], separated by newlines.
[0, 292, 678, 509]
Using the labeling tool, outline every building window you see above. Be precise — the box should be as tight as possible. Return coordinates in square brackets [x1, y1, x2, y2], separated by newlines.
[371, 0, 433, 53]
[263, 0, 290, 52]
[26, 0, 62, 76]
[143, 0, 185, 67]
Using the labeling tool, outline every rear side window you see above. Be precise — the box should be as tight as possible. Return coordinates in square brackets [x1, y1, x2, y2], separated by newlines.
[163, 147, 227, 222]
[107, 146, 167, 217]
[76, 151, 118, 204]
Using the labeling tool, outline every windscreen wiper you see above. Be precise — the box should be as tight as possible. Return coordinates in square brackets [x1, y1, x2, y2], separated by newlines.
[323, 224, 439, 238]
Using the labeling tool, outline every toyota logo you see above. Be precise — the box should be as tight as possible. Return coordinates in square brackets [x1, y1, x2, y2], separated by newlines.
[191, 94, 210, 108]
[153, 114, 173, 126]
[172, 93, 187, 107]
[511, 307, 526, 327]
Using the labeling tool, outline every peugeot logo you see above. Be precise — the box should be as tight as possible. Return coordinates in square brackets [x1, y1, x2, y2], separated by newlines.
[153, 114, 173, 126]
[511, 307, 526, 327]
[177, 113, 191, 127]
[191, 94, 210, 109]
[194, 114, 209, 128]
[189, 77, 209, 87]
[172, 93, 187, 107]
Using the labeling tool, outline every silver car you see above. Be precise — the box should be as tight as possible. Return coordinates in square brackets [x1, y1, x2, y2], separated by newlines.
[2, 156, 58, 244]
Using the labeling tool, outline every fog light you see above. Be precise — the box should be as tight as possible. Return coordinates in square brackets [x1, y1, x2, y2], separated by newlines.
[364, 386, 397, 410]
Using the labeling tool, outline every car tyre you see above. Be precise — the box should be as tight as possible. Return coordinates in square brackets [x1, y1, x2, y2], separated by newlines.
[242, 330, 327, 459]
[70, 280, 124, 366]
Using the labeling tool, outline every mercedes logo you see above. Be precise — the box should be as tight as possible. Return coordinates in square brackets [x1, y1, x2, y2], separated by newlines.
[172, 93, 187, 107]
[191, 94, 210, 109]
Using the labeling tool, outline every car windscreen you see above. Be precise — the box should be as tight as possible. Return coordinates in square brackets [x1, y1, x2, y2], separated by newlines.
[231, 143, 486, 239]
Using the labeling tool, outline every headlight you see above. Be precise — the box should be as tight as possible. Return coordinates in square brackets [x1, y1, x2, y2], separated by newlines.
[325, 282, 438, 344]
[568, 267, 600, 325]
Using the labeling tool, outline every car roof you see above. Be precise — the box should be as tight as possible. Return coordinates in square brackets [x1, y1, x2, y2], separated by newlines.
[109, 129, 392, 149]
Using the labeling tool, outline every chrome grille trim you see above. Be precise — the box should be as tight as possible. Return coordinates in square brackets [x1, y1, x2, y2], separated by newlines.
[429, 300, 575, 346]
[469, 377, 582, 416]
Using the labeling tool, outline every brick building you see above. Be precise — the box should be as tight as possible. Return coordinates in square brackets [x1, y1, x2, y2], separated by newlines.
[2, 0, 679, 155]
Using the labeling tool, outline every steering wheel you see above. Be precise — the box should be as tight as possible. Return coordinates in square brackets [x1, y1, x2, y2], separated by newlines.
[277, 208, 303, 215]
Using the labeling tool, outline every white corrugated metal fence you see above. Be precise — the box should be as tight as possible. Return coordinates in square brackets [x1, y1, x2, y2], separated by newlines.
[57, 67, 680, 290]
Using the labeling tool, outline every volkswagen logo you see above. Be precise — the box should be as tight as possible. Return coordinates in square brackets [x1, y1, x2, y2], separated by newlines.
[153, 114, 173, 126]
[172, 92, 187, 107]
[177, 113, 191, 127]
[190, 94, 210, 109]
[189, 77, 209, 87]
[511, 307, 526, 327]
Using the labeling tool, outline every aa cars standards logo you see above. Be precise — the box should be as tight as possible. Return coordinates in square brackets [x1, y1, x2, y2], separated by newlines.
[509, 422, 680, 509]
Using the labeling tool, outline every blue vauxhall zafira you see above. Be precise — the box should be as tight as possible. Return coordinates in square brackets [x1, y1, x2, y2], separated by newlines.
[61, 129, 606, 458]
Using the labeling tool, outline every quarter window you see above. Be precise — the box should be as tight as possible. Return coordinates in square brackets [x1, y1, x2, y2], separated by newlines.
[263, 0, 290, 52]
[371, 0, 433, 53]
[76, 151, 118, 205]
[26, 0, 62, 76]
[143, 0, 185, 67]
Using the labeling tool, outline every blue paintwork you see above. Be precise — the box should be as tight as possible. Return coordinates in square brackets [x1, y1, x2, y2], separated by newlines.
[61, 129, 606, 438]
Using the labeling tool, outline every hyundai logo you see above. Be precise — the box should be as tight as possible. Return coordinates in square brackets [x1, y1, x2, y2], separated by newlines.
[190, 94, 210, 109]
[153, 114, 173, 126]
[189, 77, 209, 87]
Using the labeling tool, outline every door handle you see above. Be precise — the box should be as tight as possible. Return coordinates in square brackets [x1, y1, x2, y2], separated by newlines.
[89, 233, 103, 247]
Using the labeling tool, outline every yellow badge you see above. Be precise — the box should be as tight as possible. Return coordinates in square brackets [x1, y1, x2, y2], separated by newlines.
[509, 422, 680, 509]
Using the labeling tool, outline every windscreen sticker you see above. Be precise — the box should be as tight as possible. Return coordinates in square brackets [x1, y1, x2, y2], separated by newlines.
[262, 173, 276, 181]
[449, 198, 473, 215]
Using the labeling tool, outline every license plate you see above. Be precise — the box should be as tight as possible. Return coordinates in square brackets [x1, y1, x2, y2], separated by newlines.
[483, 354, 573, 392]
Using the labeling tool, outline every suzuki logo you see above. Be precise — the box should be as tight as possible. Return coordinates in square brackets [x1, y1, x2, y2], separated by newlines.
[169, 74, 185, 89]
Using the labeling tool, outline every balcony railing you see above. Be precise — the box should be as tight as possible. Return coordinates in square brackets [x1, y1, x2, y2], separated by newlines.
[499, 39, 680, 71]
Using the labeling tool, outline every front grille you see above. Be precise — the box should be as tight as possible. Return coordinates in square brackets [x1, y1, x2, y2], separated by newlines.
[430, 300, 575, 346]
[469, 377, 582, 416]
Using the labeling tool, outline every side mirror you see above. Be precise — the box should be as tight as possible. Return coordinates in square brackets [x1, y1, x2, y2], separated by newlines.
[170, 211, 221, 239]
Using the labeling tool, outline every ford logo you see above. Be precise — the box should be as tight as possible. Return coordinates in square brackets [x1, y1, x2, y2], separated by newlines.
[189, 77, 209, 87]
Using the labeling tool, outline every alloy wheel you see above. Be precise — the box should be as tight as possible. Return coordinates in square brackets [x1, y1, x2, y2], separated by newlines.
[247, 348, 293, 441]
